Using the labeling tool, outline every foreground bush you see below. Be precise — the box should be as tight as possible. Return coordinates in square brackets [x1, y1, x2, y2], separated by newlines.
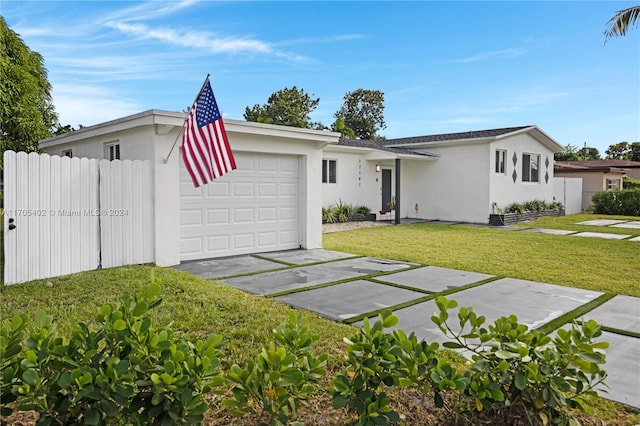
[334, 297, 608, 426]
[592, 189, 640, 216]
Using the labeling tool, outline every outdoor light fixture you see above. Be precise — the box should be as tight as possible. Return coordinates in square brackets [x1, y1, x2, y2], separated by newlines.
[375, 164, 381, 172]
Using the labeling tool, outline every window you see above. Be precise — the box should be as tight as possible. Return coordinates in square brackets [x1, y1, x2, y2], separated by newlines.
[322, 159, 336, 183]
[105, 143, 120, 160]
[62, 149, 73, 158]
[522, 153, 539, 182]
[495, 149, 506, 174]
[606, 179, 620, 190]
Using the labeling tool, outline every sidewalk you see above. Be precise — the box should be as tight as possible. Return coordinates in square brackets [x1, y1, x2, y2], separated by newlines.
[175, 249, 640, 409]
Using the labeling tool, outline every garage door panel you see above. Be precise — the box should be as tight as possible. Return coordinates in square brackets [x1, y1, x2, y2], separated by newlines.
[180, 152, 300, 260]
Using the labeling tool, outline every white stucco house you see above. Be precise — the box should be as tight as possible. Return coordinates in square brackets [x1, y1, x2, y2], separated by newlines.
[322, 126, 563, 224]
[39, 110, 340, 266]
[40, 113, 563, 266]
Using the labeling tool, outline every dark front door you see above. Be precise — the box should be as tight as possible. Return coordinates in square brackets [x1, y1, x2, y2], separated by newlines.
[381, 169, 392, 210]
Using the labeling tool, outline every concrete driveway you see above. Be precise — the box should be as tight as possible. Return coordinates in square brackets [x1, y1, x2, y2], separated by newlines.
[175, 248, 640, 409]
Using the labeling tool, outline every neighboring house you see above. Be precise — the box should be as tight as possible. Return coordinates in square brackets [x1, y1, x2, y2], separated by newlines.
[554, 160, 640, 211]
[39, 109, 340, 266]
[323, 126, 563, 224]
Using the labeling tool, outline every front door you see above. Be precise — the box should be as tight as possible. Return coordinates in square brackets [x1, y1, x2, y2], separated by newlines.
[381, 169, 392, 210]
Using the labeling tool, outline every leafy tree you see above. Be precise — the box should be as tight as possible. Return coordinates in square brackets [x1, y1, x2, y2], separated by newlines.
[630, 142, 640, 161]
[0, 17, 58, 163]
[243, 86, 323, 129]
[554, 144, 581, 161]
[605, 141, 631, 159]
[604, 6, 640, 41]
[331, 115, 355, 139]
[582, 147, 601, 160]
[335, 89, 386, 140]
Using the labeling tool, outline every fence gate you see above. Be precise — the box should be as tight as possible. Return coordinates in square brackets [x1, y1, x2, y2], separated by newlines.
[3, 151, 154, 285]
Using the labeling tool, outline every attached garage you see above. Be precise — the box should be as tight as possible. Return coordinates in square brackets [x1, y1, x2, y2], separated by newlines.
[179, 152, 301, 260]
[39, 110, 339, 266]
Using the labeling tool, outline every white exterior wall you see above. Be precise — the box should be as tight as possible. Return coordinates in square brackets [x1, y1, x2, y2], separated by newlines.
[321, 149, 384, 211]
[489, 133, 557, 213]
[41, 111, 335, 267]
[409, 143, 490, 223]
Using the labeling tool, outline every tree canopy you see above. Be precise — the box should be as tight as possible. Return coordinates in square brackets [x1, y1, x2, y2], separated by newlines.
[1, 16, 58, 162]
[605, 141, 640, 161]
[604, 5, 640, 41]
[554, 144, 601, 161]
[334, 89, 386, 140]
[243, 86, 323, 129]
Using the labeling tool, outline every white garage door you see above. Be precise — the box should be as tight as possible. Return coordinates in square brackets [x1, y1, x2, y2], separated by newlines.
[179, 152, 300, 261]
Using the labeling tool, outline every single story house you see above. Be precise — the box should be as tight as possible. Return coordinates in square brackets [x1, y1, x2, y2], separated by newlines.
[554, 160, 640, 211]
[40, 114, 563, 266]
[323, 126, 563, 224]
[39, 109, 340, 266]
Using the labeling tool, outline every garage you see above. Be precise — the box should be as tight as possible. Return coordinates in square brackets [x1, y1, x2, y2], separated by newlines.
[179, 151, 301, 261]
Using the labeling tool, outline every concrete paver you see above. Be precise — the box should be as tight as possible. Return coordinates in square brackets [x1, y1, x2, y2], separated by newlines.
[259, 248, 356, 265]
[522, 228, 577, 235]
[611, 221, 640, 229]
[594, 331, 640, 408]
[584, 295, 640, 333]
[573, 232, 631, 240]
[378, 266, 494, 293]
[223, 257, 413, 296]
[174, 255, 283, 278]
[630, 236, 640, 242]
[577, 219, 628, 226]
[275, 280, 424, 321]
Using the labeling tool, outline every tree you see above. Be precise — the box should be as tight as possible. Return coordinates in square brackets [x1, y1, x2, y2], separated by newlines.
[1, 17, 58, 162]
[605, 141, 631, 159]
[582, 147, 601, 160]
[630, 142, 640, 161]
[604, 6, 640, 41]
[334, 89, 386, 140]
[554, 144, 581, 161]
[243, 86, 322, 129]
[331, 115, 355, 139]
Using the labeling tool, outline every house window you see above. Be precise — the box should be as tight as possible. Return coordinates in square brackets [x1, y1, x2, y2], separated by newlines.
[322, 159, 336, 183]
[606, 179, 620, 190]
[62, 149, 73, 158]
[522, 153, 540, 182]
[495, 149, 506, 174]
[105, 143, 120, 160]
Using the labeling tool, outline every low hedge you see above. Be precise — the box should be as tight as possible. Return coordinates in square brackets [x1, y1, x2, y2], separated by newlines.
[591, 189, 640, 216]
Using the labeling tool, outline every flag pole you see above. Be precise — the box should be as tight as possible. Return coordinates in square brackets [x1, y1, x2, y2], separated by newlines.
[162, 74, 211, 164]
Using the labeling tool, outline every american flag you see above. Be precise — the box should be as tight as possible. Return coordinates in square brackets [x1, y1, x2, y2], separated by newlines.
[181, 79, 236, 187]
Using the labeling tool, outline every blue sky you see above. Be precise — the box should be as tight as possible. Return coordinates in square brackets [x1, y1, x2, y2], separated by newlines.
[3, 1, 639, 154]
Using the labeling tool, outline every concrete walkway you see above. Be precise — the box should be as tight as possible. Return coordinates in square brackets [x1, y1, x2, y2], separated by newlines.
[175, 249, 640, 409]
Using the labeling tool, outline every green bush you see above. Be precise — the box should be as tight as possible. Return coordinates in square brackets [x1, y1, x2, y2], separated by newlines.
[334, 299, 608, 426]
[323, 201, 372, 223]
[1, 277, 226, 425]
[503, 200, 563, 214]
[224, 312, 327, 425]
[623, 176, 640, 190]
[592, 189, 640, 216]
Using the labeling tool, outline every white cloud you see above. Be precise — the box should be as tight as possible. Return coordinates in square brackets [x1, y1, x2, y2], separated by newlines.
[52, 84, 141, 127]
[456, 48, 527, 63]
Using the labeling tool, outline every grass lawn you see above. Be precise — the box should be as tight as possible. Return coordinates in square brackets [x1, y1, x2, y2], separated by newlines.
[1, 212, 639, 424]
[324, 213, 640, 297]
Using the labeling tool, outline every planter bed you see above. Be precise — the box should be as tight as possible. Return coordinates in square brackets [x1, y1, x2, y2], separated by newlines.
[489, 210, 564, 226]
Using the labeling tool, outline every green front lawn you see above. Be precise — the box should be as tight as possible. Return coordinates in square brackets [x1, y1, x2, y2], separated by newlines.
[324, 214, 640, 297]
[1, 213, 639, 425]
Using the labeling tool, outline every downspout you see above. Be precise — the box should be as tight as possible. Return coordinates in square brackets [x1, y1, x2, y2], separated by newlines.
[395, 158, 401, 225]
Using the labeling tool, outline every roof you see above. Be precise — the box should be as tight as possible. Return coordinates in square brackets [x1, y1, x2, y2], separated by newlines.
[383, 126, 532, 146]
[337, 138, 438, 158]
[555, 160, 640, 169]
[554, 160, 636, 174]
[383, 125, 563, 153]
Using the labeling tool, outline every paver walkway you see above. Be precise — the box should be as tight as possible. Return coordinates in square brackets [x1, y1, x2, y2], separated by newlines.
[176, 249, 640, 409]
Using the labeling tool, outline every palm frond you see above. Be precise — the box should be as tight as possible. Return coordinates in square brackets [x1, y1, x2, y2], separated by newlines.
[604, 6, 640, 40]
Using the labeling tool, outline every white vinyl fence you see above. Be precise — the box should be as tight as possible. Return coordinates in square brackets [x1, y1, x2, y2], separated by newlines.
[3, 151, 154, 285]
[553, 177, 583, 215]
